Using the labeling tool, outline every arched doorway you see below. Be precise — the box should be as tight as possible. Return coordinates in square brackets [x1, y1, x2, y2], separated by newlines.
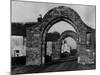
[40, 6, 85, 64]
[59, 30, 79, 59]
[26, 6, 89, 65]
[42, 18, 80, 63]
[45, 21, 77, 63]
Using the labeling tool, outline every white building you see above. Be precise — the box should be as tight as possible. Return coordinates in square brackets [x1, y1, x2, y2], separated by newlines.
[11, 36, 26, 57]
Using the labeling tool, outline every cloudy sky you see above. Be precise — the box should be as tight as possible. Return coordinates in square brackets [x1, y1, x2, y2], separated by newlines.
[12, 1, 96, 29]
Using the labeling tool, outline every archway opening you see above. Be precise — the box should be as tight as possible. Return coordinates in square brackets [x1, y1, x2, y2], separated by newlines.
[44, 21, 77, 63]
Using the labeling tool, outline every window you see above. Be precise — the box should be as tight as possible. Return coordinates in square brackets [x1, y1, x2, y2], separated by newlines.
[86, 32, 91, 47]
[16, 50, 19, 53]
[14, 50, 20, 57]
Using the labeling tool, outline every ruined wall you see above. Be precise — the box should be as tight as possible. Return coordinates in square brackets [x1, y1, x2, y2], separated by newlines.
[78, 26, 95, 64]
[26, 28, 41, 65]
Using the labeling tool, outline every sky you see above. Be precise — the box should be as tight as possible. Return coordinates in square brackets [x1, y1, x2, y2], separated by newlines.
[48, 21, 76, 34]
[12, 1, 96, 29]
[65, 37, 77, 49]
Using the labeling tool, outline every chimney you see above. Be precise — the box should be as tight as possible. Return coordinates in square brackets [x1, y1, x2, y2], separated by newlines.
[37, 14, 42, 23]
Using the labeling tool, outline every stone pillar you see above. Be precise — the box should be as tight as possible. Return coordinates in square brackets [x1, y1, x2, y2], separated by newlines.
[26, 29, 41, 65]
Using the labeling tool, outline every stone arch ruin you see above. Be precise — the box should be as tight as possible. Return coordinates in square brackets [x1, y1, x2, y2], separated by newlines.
[26, 6, 95, 65]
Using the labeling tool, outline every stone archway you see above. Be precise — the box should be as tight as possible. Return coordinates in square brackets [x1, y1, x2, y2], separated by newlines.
[59, 30, 79, 58]
[40, 6, 87, 64]
[26, 6, 92, 65]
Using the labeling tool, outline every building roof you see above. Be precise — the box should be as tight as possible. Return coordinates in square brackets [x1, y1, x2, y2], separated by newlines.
[46, 32, 60, 41]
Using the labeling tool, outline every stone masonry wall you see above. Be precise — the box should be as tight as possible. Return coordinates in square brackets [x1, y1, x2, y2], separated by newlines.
[26, 28, 41, 65]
